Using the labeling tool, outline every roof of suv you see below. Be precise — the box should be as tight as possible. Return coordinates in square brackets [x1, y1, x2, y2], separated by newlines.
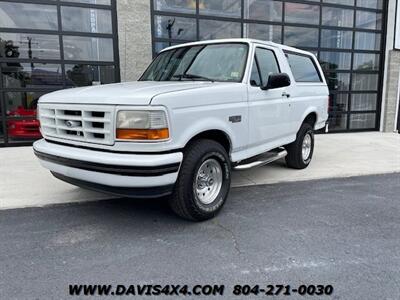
[160, 38, 314, 57]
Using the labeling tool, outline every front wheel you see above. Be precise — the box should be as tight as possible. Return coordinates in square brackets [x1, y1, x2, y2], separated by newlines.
[169, 139, 231, 221]
[285, 123, 314, 169]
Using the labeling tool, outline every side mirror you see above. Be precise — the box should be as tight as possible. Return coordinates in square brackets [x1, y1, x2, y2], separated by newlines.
[261, 73, 291, 90]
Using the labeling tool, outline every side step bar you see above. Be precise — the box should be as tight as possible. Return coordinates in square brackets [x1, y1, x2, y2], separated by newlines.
[233, 149, 288, 171]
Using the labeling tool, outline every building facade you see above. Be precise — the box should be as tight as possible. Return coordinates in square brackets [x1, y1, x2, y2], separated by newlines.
[0, 0, 398, 147]
[0, 0, 120, 146]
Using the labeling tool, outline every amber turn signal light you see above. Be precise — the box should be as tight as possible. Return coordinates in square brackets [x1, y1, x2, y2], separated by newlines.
[116, 128, 169, 140]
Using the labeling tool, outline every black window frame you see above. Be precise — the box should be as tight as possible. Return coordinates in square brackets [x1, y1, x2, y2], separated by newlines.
[150, 0, 389, 133]
[0, 0, 120, 147]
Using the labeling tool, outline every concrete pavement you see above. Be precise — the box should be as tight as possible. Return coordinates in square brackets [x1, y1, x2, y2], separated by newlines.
[1, 174, 399, 299]
[235, 132, 400, 186]
[0, 132, 399, 210]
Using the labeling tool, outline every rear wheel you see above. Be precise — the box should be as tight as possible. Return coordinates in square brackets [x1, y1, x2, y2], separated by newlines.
[169, 139, 231, 221]
[285, 123, 314, 169]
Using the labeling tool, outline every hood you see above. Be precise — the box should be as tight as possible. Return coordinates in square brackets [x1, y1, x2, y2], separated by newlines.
[39, 81, 217, 106]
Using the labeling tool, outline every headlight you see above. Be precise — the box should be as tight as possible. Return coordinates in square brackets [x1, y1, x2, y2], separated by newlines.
[116, 110, 169, 141]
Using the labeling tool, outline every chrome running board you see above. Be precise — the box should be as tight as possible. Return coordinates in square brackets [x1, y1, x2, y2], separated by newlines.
[234, 149, 287, 170]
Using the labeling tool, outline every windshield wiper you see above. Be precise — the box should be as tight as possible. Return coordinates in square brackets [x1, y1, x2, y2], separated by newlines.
[172, 73, 215, 82]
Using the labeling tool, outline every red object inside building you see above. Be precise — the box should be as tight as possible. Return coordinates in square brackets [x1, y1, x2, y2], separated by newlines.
[7, 106, 41, 139]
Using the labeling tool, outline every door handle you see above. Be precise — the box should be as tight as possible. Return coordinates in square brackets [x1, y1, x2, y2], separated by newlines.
[282, 92, 290, 98]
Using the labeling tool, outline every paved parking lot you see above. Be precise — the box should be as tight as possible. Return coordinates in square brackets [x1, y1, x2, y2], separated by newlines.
[1, 173, 399, 299]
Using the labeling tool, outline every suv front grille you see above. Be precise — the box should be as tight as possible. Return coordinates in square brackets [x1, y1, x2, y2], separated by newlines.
[39, 104, 114, 145]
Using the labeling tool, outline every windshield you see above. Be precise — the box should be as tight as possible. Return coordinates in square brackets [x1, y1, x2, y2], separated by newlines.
[140, 43, 249, 82]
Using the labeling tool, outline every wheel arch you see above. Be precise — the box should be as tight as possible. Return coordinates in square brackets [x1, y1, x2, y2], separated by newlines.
[300, 109, 318, 130]
[303, 112, 317, 127]
[184, 129, 232, 156]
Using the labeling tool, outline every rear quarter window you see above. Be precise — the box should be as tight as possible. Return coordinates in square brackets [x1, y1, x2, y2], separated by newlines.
[285, 52, 322, 83]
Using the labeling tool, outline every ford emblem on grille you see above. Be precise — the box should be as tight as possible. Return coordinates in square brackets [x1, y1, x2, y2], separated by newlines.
[65, 120, 80, 128]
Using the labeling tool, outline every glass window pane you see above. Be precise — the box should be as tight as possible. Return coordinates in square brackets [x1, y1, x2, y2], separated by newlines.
[0, 122, 4, 143]
[244, 0, 282, 22]
[284, 3, 320, 25]
[2, 63, 63, 89]
[356, 0, 382, 9]
[286, 53, 321, 82]
[284, 26, 319, 47]
[356, 11, 382, 30]
[353, 53, 380, 71]
[154, 16, 196, 40]
[322, 7, 354, 28]
[352, 73, 379, 91]
[323, 0, 355, 5]
[4, 91, 48, 113]
[321, 30, 353, 49]
[328, 114, 348, 131]
[63, 36, 114, 61]
[142, 43, 248, 82]
[61, 6, 112, 34]
[154, 41, 174, 53]
[0, 2, 58, 30]
[144, 46, 199, 80]
[199, 20, 241, 40]
[244, 23, 282, 43]
[326, 72, 350, 91]
[154, 0, 196, 13]
[320, 51, 352, 71]
[185, 44, 248, 82]
[199, 0, 241, 18]
[5, 91, 43, 141]
[250, 59, 261, 86]
[0, 33, 60, 60]
[62, 0, 111, 5]
[65, 64, 115, 87]
[6, 118, 41, 142]
[256, 48, 280, 85]
[349, 113, 376, 129]
[329, 93, 349, 112]
[351, 94, 377, 111]
[154, 42, 168, 54]
[354, 32, 381, 50]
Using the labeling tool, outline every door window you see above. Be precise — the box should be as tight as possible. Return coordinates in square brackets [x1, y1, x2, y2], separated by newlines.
[255, 48, 280, 86]
[250, 59, 261, 86]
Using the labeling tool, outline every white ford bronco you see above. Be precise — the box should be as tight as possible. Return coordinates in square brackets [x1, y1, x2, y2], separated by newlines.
[34, 39, 329, 221]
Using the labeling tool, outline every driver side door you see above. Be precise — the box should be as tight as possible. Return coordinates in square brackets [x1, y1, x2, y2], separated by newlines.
[248, 46, 292, 153]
